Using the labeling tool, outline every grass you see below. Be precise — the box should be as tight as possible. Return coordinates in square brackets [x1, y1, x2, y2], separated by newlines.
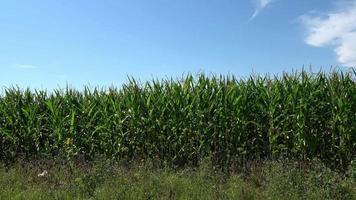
[0, 159, 355, 200]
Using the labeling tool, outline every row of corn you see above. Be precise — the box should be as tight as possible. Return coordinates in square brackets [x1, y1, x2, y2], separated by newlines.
[0, 70, 355, 169]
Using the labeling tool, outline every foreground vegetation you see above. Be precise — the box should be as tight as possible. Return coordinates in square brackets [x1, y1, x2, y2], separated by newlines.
[0, 70, 355, 170]
[0, 159, 355, 200]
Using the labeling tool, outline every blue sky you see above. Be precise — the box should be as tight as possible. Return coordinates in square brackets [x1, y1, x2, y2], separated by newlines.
[0, 0, 355, 90]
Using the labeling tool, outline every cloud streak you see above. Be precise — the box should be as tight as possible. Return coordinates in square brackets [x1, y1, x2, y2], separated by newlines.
[301, 2, 356, 67]
[249, 0, 273, 21]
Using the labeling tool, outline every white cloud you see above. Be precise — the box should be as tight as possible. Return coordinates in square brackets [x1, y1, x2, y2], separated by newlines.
[301, 2, 356, 67]
[249, 0, 273, 21]
[14, 64, 39, 69]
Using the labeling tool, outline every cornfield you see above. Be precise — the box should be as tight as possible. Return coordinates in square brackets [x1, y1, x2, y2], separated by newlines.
[0, 70, 355, 169]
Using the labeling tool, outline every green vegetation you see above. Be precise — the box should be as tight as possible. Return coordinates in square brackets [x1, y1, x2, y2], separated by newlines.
[0, 70, 355, 170]
[0, 70, 355, 199]
[0, 159, 355, 200]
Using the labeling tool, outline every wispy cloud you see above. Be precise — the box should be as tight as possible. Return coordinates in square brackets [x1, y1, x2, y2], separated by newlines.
[301, 2, 356, 67]
[14, 64, 39, 69]
[249, 0, 273, 21]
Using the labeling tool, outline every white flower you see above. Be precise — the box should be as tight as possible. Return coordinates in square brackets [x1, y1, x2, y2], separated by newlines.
[37, 170, 48, 177]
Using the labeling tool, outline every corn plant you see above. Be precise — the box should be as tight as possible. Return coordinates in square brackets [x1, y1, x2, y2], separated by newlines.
[0, 70, 355, 170]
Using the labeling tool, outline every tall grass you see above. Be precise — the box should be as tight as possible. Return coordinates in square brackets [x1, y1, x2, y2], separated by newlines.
[1, 159, 355, 199]
[0, 70, 355, 169]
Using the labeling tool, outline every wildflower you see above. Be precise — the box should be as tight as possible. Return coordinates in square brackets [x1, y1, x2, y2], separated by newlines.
[66, 137, 73, 145]
[38, 170, 48, 177]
